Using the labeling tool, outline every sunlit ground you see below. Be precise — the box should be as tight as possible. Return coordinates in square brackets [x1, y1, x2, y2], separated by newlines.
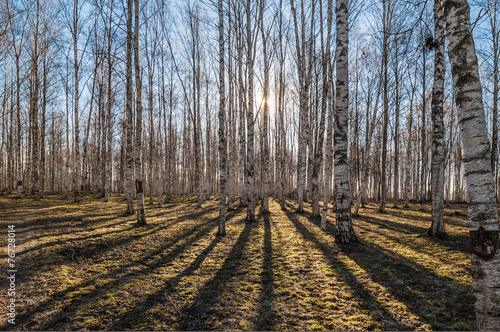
[0, 192, 474, 331]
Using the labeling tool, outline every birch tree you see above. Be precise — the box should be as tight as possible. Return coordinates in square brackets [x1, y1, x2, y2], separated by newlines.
[245, 0, 256, 222]
[310, 0, 331, 218]
[379, 0, 392, 213]
[30, 0, 41, 201]
[420, 27, 428, 211]
[73, 0, 81, 202]
[290, 0, 312, 213]
[429, 0, 446, 238]
[5, 0, 28, 199]
[217, 0, 226, 235]
[334, 0, 357, 243]
[124, 0, 135, 215]
[133, 0, 146, 225]
[442, 0, 500, 328]
[104, 0, 115, 203]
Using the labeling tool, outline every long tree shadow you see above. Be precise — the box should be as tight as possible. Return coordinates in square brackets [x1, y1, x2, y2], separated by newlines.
[11, 216, 133, 258]
[14, 206, 218, 264]
[286, 209, 474, 330]
[302, 211, 337, 234]
[355, 214, 427, 234]
[178, 220, 258, 330]
[17, 214, 131, 243]
[282, 208, 415, 330]
[385, 207, 470, 228]
[108, 234, 224, 330]
[34, 221, 218, 330]
[355, 214, 470, 255]
[283, 200, 336, 233]
[354, 222, 470, 268]
[7, 214, 216, 331]
[15, 198, 215, 239]
[105, 207, 244, 330]
[339, 240, 474, 329]
[254, 210, 275, 330]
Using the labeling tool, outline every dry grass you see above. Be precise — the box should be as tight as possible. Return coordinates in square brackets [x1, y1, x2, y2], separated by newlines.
[0, 192, 474, 330]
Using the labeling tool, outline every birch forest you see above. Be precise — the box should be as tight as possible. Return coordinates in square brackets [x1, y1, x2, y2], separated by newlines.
[0, 0, 499, 330]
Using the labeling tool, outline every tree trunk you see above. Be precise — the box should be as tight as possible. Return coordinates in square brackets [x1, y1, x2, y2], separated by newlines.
[238, 14, 247, 208]
[16, 58, 22, 199]
[487, 0, 500, 199]
[217, 0, 227, 235]
[334, 0, 357, 243]
[290, 0, 308, 213]
[311, 0, 329, 219]
[393, 45, 400, 208]
[104, 0, 114, 203]
[321, 42, 334, 228]
[245, 0, 255, 222]
[260, 0, 270, 215]
[133, 0, 146, 225]
[277, 0, 286, 210]
[442, 0, 500, 328]
[31, 0, 41, 201]
[40, 50, 47, 199]
[148, 76, 155, 205]
[429, 0, 446, 238]
[404, 72, 416, 208]
[73, 0, 82, 202]
[227, 3, 236, 211]
[380, 0, 389, 213]
[420, 32, 427, 211]
[124, 0, 135, 215]
[353, 73, 381, 217]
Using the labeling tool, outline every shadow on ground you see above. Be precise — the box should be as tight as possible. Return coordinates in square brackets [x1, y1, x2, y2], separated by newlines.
[0, 194, 475, 331]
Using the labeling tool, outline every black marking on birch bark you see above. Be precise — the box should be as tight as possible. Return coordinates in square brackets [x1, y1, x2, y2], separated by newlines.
[136, 180, 143, 194]
[470, 227, 499, 260]
[464, 169, 492, 177]
[463, 153, 491, 164]
[425, 36, 438, 50]
[17, 181, 22, 186]
[472, 212, 487, 221]
[457, 114, 482, 126]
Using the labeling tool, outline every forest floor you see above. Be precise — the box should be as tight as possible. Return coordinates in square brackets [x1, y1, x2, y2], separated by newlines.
[0, 192, 474, 331]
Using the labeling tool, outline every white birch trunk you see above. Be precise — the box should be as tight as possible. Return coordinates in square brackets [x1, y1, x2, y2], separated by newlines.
[420, 34, 427, 211]
[430, 0, 446, 238]
[16, 58, 22, 199]
[134, 0, 146, 225]
[290, 0, 307, 213]
[245, 0, 255, 222]
[379, 0, 389, 213]
[104, 1, 114, 203]
[314, 0, 331, 219]
[124, 0, 135, 215]
[260, 0, 270, 214]
[334, 0, 357, 243]
[321, 57, 334, 230]
[32, 1, 41, 202]
[73, 0, 81, 202]
[218, 0, 227, 235]
[442, 0, 500, 328]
